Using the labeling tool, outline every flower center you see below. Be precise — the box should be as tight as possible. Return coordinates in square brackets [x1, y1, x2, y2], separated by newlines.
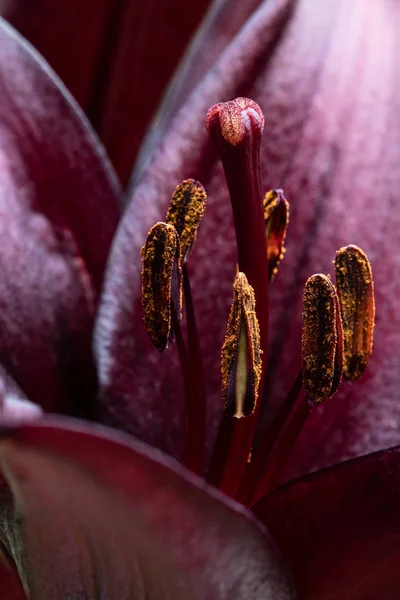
[140, 97, 375, 507]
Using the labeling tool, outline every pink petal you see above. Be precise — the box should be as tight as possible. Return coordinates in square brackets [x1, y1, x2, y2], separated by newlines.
[0, 18, 121, 415]
[0, 418, 294, 599]
[1, 0, 214, 185]
[96, 0, 400, 474]
[253, 446, 400, 600]
[0, 396, 43, 427]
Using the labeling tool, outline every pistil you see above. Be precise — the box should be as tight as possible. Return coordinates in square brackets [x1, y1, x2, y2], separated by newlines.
[164, 180, 208, 472]
[206, 99, 269, 347]
[206, 98, 270, 496]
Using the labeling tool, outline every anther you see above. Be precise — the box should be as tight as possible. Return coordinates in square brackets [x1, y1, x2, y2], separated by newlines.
[165, 179, 207, 262]
[141, 222, 181, 352]
[221, 272, 262, 418]
[334, 245, 375, 380]
[302, 274, 343, 405]
[263, 189, 290, 282]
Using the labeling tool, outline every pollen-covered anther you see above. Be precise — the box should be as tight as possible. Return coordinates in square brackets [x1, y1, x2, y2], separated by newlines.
[334, 245, 375, 380]
[165, 179, 207, 262]
[221, 272, 262, 418]
[206, 97, 264, 146]
[263, 189, 290, 282]
[302, 274, 344, 405]
[141, 222, 182, 352]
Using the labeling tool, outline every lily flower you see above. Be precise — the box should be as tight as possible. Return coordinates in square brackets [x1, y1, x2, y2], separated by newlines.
[0, 0, 399, 599]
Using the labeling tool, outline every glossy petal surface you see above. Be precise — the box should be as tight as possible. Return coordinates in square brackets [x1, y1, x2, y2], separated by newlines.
[0, 18, 121, 415]
[0, 364, 42, 428]
[0, 0, 213, 185]
[97, 0, 400, 474]
[0, 419, 294, 600]
[253, 446, 400, 600]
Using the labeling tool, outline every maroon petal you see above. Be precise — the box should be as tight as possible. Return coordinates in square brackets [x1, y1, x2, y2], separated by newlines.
[0, 18, 121, 415]
[1, 0, 214, 186]
[0, 0, 113, 115]
[0, 418, 294, 600]
[96, 0, 400, 472]
[253, 446, 400, 600]
[0, 556, 26, 600]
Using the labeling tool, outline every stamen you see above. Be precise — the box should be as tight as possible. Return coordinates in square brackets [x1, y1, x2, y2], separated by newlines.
[141, 222, 181, 351]
[302, 274, 343, 405]
[164, 179, 207, 472]
[221, 272, 262, 418]
[165, 179, 208, 262]
[334, 245, 375, 380]
[263, 189, 290, 282]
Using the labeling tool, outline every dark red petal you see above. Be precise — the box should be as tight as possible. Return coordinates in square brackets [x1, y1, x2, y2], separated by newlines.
[98, 0, 400, 473]
[94, 0, 294, 464]
[253, 447, 400, 600]
[0, 418, 295, 600]
[1, 0, 213, 186]
[0, 556, 26, 600]
[0, 18, 121, 415]
[0, 0, 113, 115]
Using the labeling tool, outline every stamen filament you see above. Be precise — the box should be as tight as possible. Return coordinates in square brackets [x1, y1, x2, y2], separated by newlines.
[171, 302, 204, 475]
[182, 263, 206, 470]
[207, 413, 255, 495]
[235, 369, 303, 506]
[251, 394, 310, 504]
